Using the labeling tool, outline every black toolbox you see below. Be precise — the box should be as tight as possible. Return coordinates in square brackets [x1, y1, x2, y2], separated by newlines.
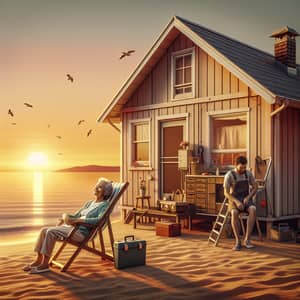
[114, 235, 146, 269]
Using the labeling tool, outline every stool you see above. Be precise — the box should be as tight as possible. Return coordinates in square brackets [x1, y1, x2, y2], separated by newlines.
[135, 195, 151, 209]
[239, 213, 263, 241]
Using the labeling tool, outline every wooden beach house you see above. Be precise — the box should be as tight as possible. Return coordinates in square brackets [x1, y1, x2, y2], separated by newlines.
[98, 16, 300, 233]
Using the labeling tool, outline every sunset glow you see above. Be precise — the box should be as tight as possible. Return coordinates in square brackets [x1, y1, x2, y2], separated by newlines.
[27, 152, 49, 170]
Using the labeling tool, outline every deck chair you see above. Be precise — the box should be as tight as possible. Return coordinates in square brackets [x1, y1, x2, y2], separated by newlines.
[50, 181, 129, 272]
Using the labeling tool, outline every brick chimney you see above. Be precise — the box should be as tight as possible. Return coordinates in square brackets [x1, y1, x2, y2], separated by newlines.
[270, 26, 299, 71]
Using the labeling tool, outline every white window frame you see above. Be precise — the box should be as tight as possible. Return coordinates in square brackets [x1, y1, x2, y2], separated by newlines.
[207, 108, 250, 167]
[128, 118, 151, 169]
[171, 47, 195, 101]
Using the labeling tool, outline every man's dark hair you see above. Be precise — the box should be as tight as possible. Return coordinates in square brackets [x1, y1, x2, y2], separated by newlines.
[236, 156, 247, 165]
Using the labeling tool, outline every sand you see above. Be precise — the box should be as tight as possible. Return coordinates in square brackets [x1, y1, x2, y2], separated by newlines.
[0, 220, 300, 300]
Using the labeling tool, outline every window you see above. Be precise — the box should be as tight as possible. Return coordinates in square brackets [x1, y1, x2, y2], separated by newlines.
[131, 122, 150, 166]
[171, 48, 194, 100]
[211, 113, 247, 166]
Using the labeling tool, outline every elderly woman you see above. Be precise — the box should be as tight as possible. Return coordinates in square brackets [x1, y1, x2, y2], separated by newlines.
[23, 177, 113, 274]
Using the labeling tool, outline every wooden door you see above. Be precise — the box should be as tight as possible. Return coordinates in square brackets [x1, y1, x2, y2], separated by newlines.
[160, 120, 185, 198]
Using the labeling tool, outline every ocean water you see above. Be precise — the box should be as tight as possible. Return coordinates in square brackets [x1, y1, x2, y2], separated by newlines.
[0, 171, 120, 233]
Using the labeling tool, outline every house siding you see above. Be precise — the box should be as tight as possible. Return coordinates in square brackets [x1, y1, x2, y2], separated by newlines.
[273, 108, 300, 217]
[125, 33, 248, 109]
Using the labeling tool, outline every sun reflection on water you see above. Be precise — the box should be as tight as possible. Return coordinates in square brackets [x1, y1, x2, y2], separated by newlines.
[32, 172, 44, 225]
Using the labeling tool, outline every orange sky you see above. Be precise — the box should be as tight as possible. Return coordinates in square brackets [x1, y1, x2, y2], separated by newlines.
[1, 0, 299, 170]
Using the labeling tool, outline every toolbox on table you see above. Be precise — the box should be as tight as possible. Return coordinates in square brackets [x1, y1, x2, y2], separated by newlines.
[159, 200, 189, 213]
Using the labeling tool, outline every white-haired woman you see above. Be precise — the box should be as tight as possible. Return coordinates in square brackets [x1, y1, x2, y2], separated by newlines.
[23, 177, 113, 274]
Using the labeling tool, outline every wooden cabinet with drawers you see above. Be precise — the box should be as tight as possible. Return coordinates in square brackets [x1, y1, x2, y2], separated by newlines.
[185, 175, 225, 214]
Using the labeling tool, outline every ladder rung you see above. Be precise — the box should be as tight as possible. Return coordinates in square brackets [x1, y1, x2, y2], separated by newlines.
[219, 214, 227, 218]
[216, 221, 223, 226]
[208, 237, 216, 242]
[212, 229, 220, 235]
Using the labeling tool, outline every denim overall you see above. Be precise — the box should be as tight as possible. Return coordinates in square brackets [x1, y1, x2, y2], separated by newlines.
[231, 171, 254, 211]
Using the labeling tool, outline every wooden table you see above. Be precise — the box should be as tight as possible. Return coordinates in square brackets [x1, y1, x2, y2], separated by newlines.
[132, 208, 192, 231]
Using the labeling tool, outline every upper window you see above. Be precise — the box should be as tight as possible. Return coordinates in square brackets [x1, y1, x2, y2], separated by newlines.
[171, 48, 195, 100]
[211, 113, 247, 166]
[131, 122, 150, 166]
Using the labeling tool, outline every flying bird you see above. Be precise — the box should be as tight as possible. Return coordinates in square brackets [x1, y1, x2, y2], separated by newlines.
[58, 153, 63, 155]
[56, 135, 62, 139]
[47, 124, 51, 128]
[86, 129, 92, 137]
[24, 102, 33, 108]
[120, 50, 135, 60]
[66, 74, 74, 82]
[77, 119, 85, 125]
[8, 109, 14, 117]
[11, 122, 16, 125]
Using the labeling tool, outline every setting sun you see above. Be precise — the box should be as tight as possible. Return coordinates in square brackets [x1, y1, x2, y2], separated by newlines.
[27, 152, 49, 170]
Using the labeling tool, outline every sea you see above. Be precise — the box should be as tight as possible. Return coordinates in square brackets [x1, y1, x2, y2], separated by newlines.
[0, 171, 120, 234]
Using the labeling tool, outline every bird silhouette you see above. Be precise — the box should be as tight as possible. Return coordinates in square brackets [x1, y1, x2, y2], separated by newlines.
[56, 135, 62, 139]
[11, 122, 16, 125]
[86, 129, 92, 137]
[24, 102, 33, 108]
[66, 74, 74, 82]
[8, 109, 14, 117]
[47, 124, 51, 128]
[77, 120, 85, 125]
[58, 153, 63, 155]
[120, 50, 135, 59]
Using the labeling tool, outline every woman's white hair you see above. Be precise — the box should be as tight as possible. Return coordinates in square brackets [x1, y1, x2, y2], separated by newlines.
[96, 177, 113, 197]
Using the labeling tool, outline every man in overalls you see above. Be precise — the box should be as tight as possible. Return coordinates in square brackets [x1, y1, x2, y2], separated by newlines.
[224, 156, 258, 250]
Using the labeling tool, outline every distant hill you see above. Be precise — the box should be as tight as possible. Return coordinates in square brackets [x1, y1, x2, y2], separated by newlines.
[56, 165, 120, 172]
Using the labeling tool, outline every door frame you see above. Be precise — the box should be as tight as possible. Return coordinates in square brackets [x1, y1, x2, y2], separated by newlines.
[155, 113, 189, 199]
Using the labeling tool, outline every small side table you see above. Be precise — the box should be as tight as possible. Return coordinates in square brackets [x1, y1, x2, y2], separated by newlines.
[135, 195, 151, 209]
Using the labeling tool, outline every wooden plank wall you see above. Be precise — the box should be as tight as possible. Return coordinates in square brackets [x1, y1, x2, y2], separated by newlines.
[125, 34, 248, 108]
[273, 108, 300, 217]
[122, 96, 272, 209]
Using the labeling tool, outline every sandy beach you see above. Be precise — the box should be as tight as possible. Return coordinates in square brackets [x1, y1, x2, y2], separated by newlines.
[1, 220, 300, 300]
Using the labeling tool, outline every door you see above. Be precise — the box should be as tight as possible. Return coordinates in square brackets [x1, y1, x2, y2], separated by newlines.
[160, 120, 186, 198]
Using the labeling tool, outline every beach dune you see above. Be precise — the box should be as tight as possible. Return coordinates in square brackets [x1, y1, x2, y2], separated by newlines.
[0, 221, 300, 300]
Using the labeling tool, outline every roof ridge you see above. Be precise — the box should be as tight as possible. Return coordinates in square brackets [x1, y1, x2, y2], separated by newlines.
[175, 15, 275, 59]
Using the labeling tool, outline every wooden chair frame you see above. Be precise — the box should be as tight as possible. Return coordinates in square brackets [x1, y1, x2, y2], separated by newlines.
[49, 182, 129, 272]
[239, 213, 263, 241]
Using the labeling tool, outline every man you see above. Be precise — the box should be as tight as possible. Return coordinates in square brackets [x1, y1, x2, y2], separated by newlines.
[223, 156, 258, 250]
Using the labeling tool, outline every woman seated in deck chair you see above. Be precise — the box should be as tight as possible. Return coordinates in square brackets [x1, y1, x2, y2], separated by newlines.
[23, 177, 113, 274]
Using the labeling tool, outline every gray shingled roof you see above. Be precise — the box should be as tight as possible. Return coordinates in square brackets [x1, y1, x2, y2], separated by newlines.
[177, 16, 300, 101]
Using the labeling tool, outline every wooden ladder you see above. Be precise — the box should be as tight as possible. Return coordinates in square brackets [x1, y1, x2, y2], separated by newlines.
[208, 198, 230, 246]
